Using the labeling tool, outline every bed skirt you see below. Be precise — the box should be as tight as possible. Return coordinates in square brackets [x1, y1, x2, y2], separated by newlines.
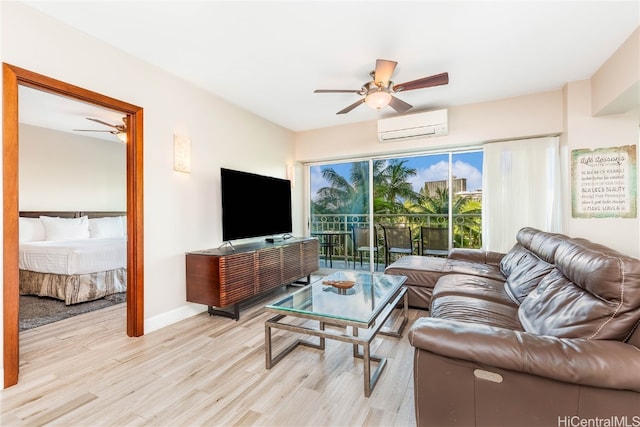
[19, 268, 127, 305]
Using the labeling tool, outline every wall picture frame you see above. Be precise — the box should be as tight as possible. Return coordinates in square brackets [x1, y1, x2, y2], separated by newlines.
[571, 145, 637, 218]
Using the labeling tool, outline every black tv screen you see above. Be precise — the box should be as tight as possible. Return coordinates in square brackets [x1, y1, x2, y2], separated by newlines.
[221, 168, 292, 241]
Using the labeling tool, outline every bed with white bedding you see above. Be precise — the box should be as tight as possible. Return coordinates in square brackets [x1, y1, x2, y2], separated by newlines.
[19, 212, 127, 305]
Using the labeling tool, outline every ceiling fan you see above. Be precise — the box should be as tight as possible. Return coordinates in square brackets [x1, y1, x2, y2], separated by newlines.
[73, 117, 127, 142]
[314, 59, 449, 115]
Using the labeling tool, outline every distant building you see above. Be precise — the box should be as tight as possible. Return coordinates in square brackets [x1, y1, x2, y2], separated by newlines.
[423, 177, 482, 202]
[457, 190, 483, 202]
[423, 177, 467, 195]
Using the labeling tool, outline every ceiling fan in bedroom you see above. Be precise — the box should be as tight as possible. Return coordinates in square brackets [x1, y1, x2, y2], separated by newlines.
[73, 117, 128, 143]
[314, 59, 449, 115]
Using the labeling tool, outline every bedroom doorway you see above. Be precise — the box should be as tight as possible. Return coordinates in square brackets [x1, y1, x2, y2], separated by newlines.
[2, 63, 145, 388]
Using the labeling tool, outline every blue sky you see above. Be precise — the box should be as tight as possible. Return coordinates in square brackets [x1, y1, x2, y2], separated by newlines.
[310, 151, 483, 197]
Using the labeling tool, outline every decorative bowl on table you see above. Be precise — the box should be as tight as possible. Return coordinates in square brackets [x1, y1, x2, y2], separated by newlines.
[322, 280, 355, 290]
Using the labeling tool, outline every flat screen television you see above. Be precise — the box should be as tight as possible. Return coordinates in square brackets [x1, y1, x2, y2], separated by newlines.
[221, 168, 292, 241]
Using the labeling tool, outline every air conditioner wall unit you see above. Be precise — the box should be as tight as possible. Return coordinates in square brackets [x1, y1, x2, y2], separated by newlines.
[377, 109, 448, 142]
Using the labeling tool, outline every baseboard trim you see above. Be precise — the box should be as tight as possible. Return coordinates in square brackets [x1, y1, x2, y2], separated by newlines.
[144, 303, 206, 334]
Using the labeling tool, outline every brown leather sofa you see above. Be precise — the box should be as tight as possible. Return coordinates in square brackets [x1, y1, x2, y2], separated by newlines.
[386, 227, 640, 426]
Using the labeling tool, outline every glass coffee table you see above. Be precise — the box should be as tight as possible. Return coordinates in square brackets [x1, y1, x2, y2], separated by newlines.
[264, 271, 408, 397]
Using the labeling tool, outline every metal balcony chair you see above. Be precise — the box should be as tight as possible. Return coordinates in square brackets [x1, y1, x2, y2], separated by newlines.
[315, 232, 342, 268]
[351, 225, 383, 271]
[381, 225, 414, 266]
[420, 226, 449, 257]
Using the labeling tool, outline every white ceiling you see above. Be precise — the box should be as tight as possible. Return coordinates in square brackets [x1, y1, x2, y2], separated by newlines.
[19, 86, 127, 142]
[18, 1, 640, 133]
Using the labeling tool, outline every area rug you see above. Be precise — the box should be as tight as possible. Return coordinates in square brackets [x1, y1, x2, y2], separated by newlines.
[19, 292, 126, 331]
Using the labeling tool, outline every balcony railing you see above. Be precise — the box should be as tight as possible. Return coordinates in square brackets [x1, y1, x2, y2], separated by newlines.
[310, 213, 482, 267]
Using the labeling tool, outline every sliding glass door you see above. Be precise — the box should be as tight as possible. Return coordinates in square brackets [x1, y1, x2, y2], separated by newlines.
[309, 160, 377, 270]
[372, 151, 483, 263]
[308, 149, 482, 272]
[450, 151, 483, 249]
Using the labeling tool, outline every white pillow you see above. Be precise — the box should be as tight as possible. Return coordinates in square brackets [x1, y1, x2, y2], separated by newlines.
[19, 217, 46, 242]
[89, 216, 125, 238]
[40, 216, 90, 241]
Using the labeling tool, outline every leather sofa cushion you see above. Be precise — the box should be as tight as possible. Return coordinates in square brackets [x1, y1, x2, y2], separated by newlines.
[431, 274, 522, 331]
[404, 285, 433, 309]
[503, 252, 554, 305]
[409, 318, 640, 392]
[384, 257, 449, 309]
[519, 237, 640, 340]
[385, 255, 505, 309]
[431, 294, 523, 330]
[500, 227, 566, 277]
[384, 256, 448, 290]
[448, 248, 504, 265]
[445, 259, 504, 280]
[385, 255, 505, 290]
[499, 243, 528, 277]
[433, 274, 515, 307]
[517, 227, 567, 263]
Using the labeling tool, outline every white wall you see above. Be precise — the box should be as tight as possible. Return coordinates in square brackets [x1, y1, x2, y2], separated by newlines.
[1, 1, 298, 382]
[561, 80, 640, 256]
[591, 27, 639, 116]
[19, 124, 126, 210]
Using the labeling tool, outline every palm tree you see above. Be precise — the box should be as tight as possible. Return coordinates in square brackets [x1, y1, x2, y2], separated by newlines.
[374, 159, 418, 214]
[414, 187, 449, 216]
[313, 167, 360, 214]
[313, 162, 372, 214]
[313, 159, 423, 233]
[411, 187, 482, 247]
[313, 160, 392, 215]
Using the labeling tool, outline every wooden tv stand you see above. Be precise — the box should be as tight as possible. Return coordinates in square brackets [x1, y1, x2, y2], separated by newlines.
[185, 237, 319, 320]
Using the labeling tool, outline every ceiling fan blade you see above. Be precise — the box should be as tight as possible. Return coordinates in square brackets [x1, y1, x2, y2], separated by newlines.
[388, 96, 413, 113]
[86, 117, 120, 129]
[314, 89, 361, 94]
[374, 59, 397, 86]
[336, 98, 365, 115]
[73, 129, 115, 133]
[393, 72, 449, 92]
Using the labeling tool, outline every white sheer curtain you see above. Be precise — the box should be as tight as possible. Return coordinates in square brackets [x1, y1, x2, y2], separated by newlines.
[482, 136, 562, 252]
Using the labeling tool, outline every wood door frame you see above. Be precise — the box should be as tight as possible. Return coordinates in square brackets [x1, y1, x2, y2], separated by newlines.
[2, 63, 145, 388]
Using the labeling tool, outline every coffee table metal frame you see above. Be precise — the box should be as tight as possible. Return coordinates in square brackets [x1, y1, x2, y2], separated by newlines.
[264, 276, 408, 397]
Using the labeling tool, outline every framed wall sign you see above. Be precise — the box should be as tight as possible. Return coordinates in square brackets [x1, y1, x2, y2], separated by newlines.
[571, 145, 637, 218]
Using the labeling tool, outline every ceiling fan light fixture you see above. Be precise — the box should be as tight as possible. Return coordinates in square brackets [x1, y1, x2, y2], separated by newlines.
[314, 59, 448, 115]
[365, 89, 392, 111]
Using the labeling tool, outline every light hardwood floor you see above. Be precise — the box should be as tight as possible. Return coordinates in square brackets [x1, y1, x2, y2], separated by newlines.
[1, 280, 426, 426]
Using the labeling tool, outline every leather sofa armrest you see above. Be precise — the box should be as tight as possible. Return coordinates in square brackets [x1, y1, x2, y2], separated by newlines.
[448, 248, 505, 265]
[408, 317, 640, 392]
